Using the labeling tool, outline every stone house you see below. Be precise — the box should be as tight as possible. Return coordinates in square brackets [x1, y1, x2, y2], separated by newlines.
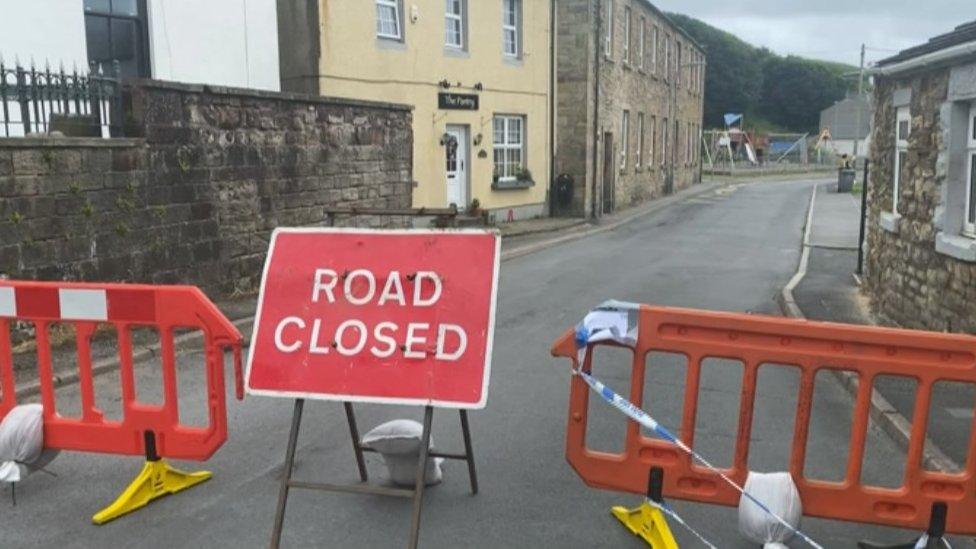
[864, 21, 976, 332]
[555, 0, 705, 218]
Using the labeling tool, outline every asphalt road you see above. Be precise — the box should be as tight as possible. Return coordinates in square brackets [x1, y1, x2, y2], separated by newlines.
[4, 178, 965, 548]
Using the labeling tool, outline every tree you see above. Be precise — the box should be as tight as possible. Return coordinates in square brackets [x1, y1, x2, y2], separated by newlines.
[668, 13, 855, 133]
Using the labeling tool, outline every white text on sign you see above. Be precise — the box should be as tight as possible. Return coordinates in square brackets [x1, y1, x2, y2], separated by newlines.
[272, 268, 468, 361]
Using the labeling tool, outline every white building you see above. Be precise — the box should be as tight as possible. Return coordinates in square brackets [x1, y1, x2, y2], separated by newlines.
[0, 0, 280, 90]
[819, 94, 873, 159]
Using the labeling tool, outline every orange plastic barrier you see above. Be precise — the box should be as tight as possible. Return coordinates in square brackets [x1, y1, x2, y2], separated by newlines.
[0, 280, 244, 461]
[551, 305, 976, 534]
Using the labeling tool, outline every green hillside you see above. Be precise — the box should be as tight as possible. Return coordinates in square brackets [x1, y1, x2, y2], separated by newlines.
[668, 13, 856, 133]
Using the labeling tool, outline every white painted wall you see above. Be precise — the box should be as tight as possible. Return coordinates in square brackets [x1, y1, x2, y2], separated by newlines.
[147, 0, 280, 91]
[0, 0, 88, 69]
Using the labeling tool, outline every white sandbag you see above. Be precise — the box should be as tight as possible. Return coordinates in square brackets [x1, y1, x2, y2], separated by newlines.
[738, 471, 803, 547]
[0, 404, 45, 482]
[362, 419, 443, 487]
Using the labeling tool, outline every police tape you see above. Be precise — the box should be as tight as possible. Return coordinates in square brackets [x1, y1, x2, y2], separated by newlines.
[576, 368, 825, 549]
[649, 499, 718, 549]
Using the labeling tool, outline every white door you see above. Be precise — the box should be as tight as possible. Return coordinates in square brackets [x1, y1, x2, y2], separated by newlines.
[445, 125, 468, 208]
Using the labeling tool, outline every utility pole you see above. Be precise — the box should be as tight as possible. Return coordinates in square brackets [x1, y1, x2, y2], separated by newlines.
[853, 43, 866, 162]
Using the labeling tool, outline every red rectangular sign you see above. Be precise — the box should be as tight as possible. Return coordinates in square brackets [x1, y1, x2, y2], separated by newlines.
[245, 228, 500, 409]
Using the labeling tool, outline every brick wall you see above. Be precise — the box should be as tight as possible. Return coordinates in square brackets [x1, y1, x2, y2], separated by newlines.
[0, 80, 413, 295]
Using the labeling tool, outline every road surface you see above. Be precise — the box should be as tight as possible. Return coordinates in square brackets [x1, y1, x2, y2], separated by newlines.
[5, 178, 965, 547]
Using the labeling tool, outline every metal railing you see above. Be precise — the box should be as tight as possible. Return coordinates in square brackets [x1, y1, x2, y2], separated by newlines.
[0, 57, 122, 138]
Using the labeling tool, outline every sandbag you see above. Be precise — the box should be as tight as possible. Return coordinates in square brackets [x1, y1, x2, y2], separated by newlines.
[0, 404, 45, 482]
[362, 419, 443, 487]
[738, 471, 803, 547]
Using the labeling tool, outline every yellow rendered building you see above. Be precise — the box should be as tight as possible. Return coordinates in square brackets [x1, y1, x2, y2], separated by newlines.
[278, 0, 553, 220]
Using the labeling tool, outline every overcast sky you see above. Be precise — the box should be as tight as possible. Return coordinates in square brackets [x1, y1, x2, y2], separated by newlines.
[653, 0, 976, 67]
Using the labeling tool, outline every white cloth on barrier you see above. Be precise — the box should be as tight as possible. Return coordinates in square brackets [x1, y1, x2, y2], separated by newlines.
[738, 472, 803, 547]
[362, 419, 444, 487]
[0, 404, 45, 483]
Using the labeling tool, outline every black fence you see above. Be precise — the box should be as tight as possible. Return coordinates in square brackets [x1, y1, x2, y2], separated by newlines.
[0, 58, 123, 138]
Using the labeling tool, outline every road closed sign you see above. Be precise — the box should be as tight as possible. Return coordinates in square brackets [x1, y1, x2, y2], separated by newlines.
[246, 228, 500, 409]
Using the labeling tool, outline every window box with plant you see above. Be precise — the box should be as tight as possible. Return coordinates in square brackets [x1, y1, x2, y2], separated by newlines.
[492, 165, 534, 190]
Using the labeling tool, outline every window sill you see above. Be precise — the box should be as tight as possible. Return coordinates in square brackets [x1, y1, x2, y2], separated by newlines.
[376, 37, 407, 51]
[492, 179, 534, 190]
[936, 231, 976, 262]
[502, 56, 523, 67]
[444, 47, 469, 59]
[880, 211, 901, 234]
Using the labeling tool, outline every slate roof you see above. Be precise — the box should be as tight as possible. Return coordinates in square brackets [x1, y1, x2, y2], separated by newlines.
[877, 20, 976, 66]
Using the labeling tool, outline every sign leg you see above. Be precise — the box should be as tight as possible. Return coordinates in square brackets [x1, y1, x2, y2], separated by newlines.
[344, 402, 369, 482]
[459, 410, 479, 494]
[408, 406, 434, 549]
[271, 399, 305, 549]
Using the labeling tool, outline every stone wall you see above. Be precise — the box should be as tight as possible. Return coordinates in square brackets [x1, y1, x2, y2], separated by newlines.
[0, 80, 413, 295]
[555, 0, 704, 217]
[863, 67, 976, 333]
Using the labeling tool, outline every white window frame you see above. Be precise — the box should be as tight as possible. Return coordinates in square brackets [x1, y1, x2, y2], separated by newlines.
[493, 115, 525, 182]
[665, 35, 672, 82]
[649, 115, 656, 166]
[445, 0, 465, 50]
[650, 26, 659, 75]
[636, 112, 645, 169]
[676, 41, 683, 88]
[376, 0, 402, 40]
[620, 110, 630, 171]
[502, 0, 520, 58]
[894, 106, 910, 214]
[622, 7, 631, 64]
[638, 16, 646, 70]
[604, 0, 614, 59]
[661, 117, 668, 167]
[964, 103, 976, 236]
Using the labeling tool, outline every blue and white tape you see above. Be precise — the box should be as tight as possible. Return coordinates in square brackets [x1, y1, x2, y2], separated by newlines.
[649, 499, 719, 549]
[576, 368, 824, 549]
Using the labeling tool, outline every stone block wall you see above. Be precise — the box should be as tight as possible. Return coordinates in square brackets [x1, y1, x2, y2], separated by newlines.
[864, 68, 976, 333]
[555, 0, 705, 217]
[0, 80, 413, 295]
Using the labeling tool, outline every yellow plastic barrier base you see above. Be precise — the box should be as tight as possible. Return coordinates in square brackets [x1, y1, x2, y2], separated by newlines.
[611, 501, 679, 548]
[92, 459, 212, 525]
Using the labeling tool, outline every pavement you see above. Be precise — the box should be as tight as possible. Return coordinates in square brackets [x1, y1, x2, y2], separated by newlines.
[4, 177, 968, 547]
[786, 182, 976, 536]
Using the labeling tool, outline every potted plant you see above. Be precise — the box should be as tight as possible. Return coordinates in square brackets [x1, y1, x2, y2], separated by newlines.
[468, 198, 482, 216]
[516, 166, 534, 183]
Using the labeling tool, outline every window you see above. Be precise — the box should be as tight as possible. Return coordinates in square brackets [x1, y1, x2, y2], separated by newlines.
[502, 0, 520, 57]
[676, 42, 683, 88]
[493, 115, 525, 181]
[84, 0, 150, 78]
[965, 104, 976, 236]
[651, 26, 659, 75]
[649, 116, 657, 166]
[604, 0, 614, 58]
[665, 35, 672, 82]
[661, 117, 668, 166]
[622, 7, 631, 64]
[638, 17, 646, 70]
[636, 113, 645, 169]
[445, 0, 465, 49]
[376, 0, 402, 40]
[894, 106, 910, 214]
[621, 110, 630, 171]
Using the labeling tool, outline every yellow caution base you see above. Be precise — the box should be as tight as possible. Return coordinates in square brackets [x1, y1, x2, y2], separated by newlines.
[611, 501, 679, 548]
[92, 459, 212, 525]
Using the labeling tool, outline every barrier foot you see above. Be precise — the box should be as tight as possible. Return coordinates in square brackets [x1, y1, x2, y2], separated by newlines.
[857, 502, 949, 549]
[611, 501, 679, 548]
[92, 459, 212, 525]
[611, 467, 679, 548]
